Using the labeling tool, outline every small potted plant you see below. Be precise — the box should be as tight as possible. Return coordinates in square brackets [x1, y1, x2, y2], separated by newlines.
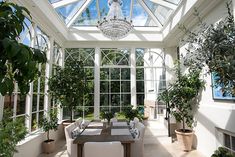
[122, 105, 143, 122]
[100, 111, 114, 124]
[40, 109, 58, 154]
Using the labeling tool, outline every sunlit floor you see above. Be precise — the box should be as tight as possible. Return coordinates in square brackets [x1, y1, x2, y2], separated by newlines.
[39, 119, 205, 157]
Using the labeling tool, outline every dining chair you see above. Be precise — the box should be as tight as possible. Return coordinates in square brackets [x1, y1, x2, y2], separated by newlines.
[83, 141, 124, 157]
[64, 123, 77, 157]
[131, 122, 145, 157]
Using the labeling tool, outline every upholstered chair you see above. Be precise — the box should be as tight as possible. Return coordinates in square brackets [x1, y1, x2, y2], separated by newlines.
[131, 122, 145, 157]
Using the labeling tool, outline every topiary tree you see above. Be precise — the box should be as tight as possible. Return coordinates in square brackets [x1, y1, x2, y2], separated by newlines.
[211, 147, 235, 157]
[48, 59, 88, 122]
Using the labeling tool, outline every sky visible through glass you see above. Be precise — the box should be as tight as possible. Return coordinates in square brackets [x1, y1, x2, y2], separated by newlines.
[49, 0, 180, 27]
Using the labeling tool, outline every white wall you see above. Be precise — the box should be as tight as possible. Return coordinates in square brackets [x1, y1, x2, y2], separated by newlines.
[179, 0, 235, 156]
[14, 124, 64, 157]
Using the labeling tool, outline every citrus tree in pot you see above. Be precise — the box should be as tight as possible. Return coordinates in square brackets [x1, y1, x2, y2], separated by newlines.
[48, 59, 88, 124]
[40, 109, 58, 154]
[159, 63, 204, 151]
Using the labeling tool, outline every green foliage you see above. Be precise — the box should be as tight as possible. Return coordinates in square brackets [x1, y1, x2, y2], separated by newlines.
[158, 62, 204, 131]
[40, 109, 58, 141]
[100, 111, 114, 123]
[181, 2, 235, 95]
[122, 105, 144, 121]
[211, 147, 235, 157]
[48, 59, 89, 122]
[0, 110, 27, 157]
[0, 1, 46, 95]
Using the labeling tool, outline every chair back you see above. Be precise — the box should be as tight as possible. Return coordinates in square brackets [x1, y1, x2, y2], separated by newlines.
[83, 141, 124, 157]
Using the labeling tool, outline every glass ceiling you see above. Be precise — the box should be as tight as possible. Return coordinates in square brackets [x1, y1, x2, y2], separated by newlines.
[49, 0, 181, 27]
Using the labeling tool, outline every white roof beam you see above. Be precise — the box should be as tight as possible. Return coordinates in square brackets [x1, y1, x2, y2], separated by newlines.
[52, 0, 80, 8]
[67, 0, 93, 28]
[137, 0, 163, 27]
[150, 0, 177, 10]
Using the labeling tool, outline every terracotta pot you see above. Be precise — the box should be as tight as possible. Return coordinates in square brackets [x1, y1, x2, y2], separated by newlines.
[175, 129, 194, 151]
[42, 139, 55, 154]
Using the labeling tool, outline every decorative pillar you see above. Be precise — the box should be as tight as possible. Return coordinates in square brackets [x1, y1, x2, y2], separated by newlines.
[130, 47, 137, 108]
[94, 47, 100, 119]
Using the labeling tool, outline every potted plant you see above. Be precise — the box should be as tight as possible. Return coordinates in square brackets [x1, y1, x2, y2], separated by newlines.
[40, 109, 58, 154]
[48, 59, 88, 124]
[0, 1, 46, 156]
[158, 62, 204, 151]
[211, 147, 235, 157]
[122, 105, 144, 122]
[100, 111, 114, 124]
[181, 2, 235, 95]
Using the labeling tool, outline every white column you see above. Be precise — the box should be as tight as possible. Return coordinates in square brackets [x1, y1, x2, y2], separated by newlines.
[0, 95, 4, 121]
[130, 47, 137, 108]
[94, 47, 100, 119]
[44, 37, 54, 115]
[233, 0, 235, 19]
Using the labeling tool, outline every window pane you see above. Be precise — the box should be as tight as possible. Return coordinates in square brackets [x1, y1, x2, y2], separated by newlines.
[39, 94, 44, 110]
[4, 94, 14, 109]
[111, 81, 120, 93]
[232, 136, 235, 151]
[17, 95, 26, 115]
[100, 94, 109, 106]
[100, 68, 109, 80]
[137, 81, 144, 93]
[100, 81, 109, 93]
[121, 68, 130, 80]
[85, 68, 94, 80]
[87, 81, 94, 93]
[111, 68, 120, 80]
[136, 68, 144, 80]
[32, 95, 38, 112]
[121, 94, 131, 106]
[121, 81, 130, 92]
[31, 113, 37, 131]
[111, 94, 120, 106]
[224, 133, 231, 149]
[85, 94, 94, 106]
[137, 94, 145, 105]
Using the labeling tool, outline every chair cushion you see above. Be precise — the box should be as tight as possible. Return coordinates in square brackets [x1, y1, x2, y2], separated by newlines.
[71, 127, 80, 139]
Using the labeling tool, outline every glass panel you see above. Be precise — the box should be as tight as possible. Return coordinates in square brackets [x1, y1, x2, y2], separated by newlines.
[87, 81, 94, 93]
[55, 0, 86, 24]
[137, 81, 144, 93]
[121, 94, 131, 106]
[132, 0, 158, 26]
[111, 107, 121, 113]
[39, 94, 44, 110]
[111, 81, 120, 93]
[85, 94, 94, 106]
[20, 18, 31, 46]
[164, 0, 181, 5]
[4, 94, 14, 109]
[121, 81, 130, 92]
[85, 68, 94, 80]
[100, 94, 109, 106]
[232, 136, 235, 151]
[224, 133, 231, 149]
[73, 0, 98, 26]
[111, 94, 120, 106]
[121, 68, 130, 80]
[101, 49, 130, 66]
[100, 68, 109, 80]
[84, 107, 94, 120]
[144, 0, 173, 25]
[111, 68, 120, 80]
[99, 0, 109, 19]
[100, 81, 109, 93]
[136, 48, 145, 66]
[32, 95, 38, 112]
[31, 113, 37, 131]
[17, 95, 26, 115]
[48, 0, 62, 3]
[137, 94, 145, 105]
[136, 68, 144, 80]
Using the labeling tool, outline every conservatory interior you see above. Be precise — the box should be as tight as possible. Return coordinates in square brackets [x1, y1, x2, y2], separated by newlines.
[1, 0, 235, 157]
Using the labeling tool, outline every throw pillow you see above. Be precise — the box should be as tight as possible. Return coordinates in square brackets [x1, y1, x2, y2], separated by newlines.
[71, 127, 80, 139]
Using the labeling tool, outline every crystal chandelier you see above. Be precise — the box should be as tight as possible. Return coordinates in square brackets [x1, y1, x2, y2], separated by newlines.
[97, 0, 133, 40]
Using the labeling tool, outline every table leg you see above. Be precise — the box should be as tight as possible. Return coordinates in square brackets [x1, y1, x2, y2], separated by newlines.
[126, 143, 131, 157]
[77, 144, 82, 157]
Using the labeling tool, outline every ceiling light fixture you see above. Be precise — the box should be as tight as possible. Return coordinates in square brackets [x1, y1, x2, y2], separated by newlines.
[97, 0, 133, 40]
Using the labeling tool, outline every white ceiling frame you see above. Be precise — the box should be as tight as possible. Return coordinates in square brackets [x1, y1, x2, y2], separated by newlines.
[150, 0, 177, 10]
[67, 0, 93, 28]
[65, 2, 84, 24]
[137, 0, 163, 27]
[52, 0, 80, 8]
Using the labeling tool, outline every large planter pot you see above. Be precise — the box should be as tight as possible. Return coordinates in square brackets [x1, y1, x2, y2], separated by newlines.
[175, 129, 194, 151]
[42, 139, 55, 154]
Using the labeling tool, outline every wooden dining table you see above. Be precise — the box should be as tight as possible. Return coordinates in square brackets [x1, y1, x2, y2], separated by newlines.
[73, 121, 135, 157]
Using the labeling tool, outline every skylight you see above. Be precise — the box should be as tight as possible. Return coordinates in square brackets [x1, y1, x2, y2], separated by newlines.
[48, 0, 181, 28]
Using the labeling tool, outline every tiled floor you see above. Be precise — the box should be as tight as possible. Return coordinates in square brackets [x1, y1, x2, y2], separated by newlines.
[40, 119, 205, 157]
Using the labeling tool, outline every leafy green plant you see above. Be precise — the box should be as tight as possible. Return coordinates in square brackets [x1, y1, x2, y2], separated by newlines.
[122, 105, 144, 122]
[0, 1, 46, 95]
[100, 111, 114, 123]
[0, 110, 27, 157]
[158, 62, 204, 132]
[211, 147, 235, 157]
[181, 2, 235, 95]
[48, 59, 88, 122]
[40, 109, 58, 142]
